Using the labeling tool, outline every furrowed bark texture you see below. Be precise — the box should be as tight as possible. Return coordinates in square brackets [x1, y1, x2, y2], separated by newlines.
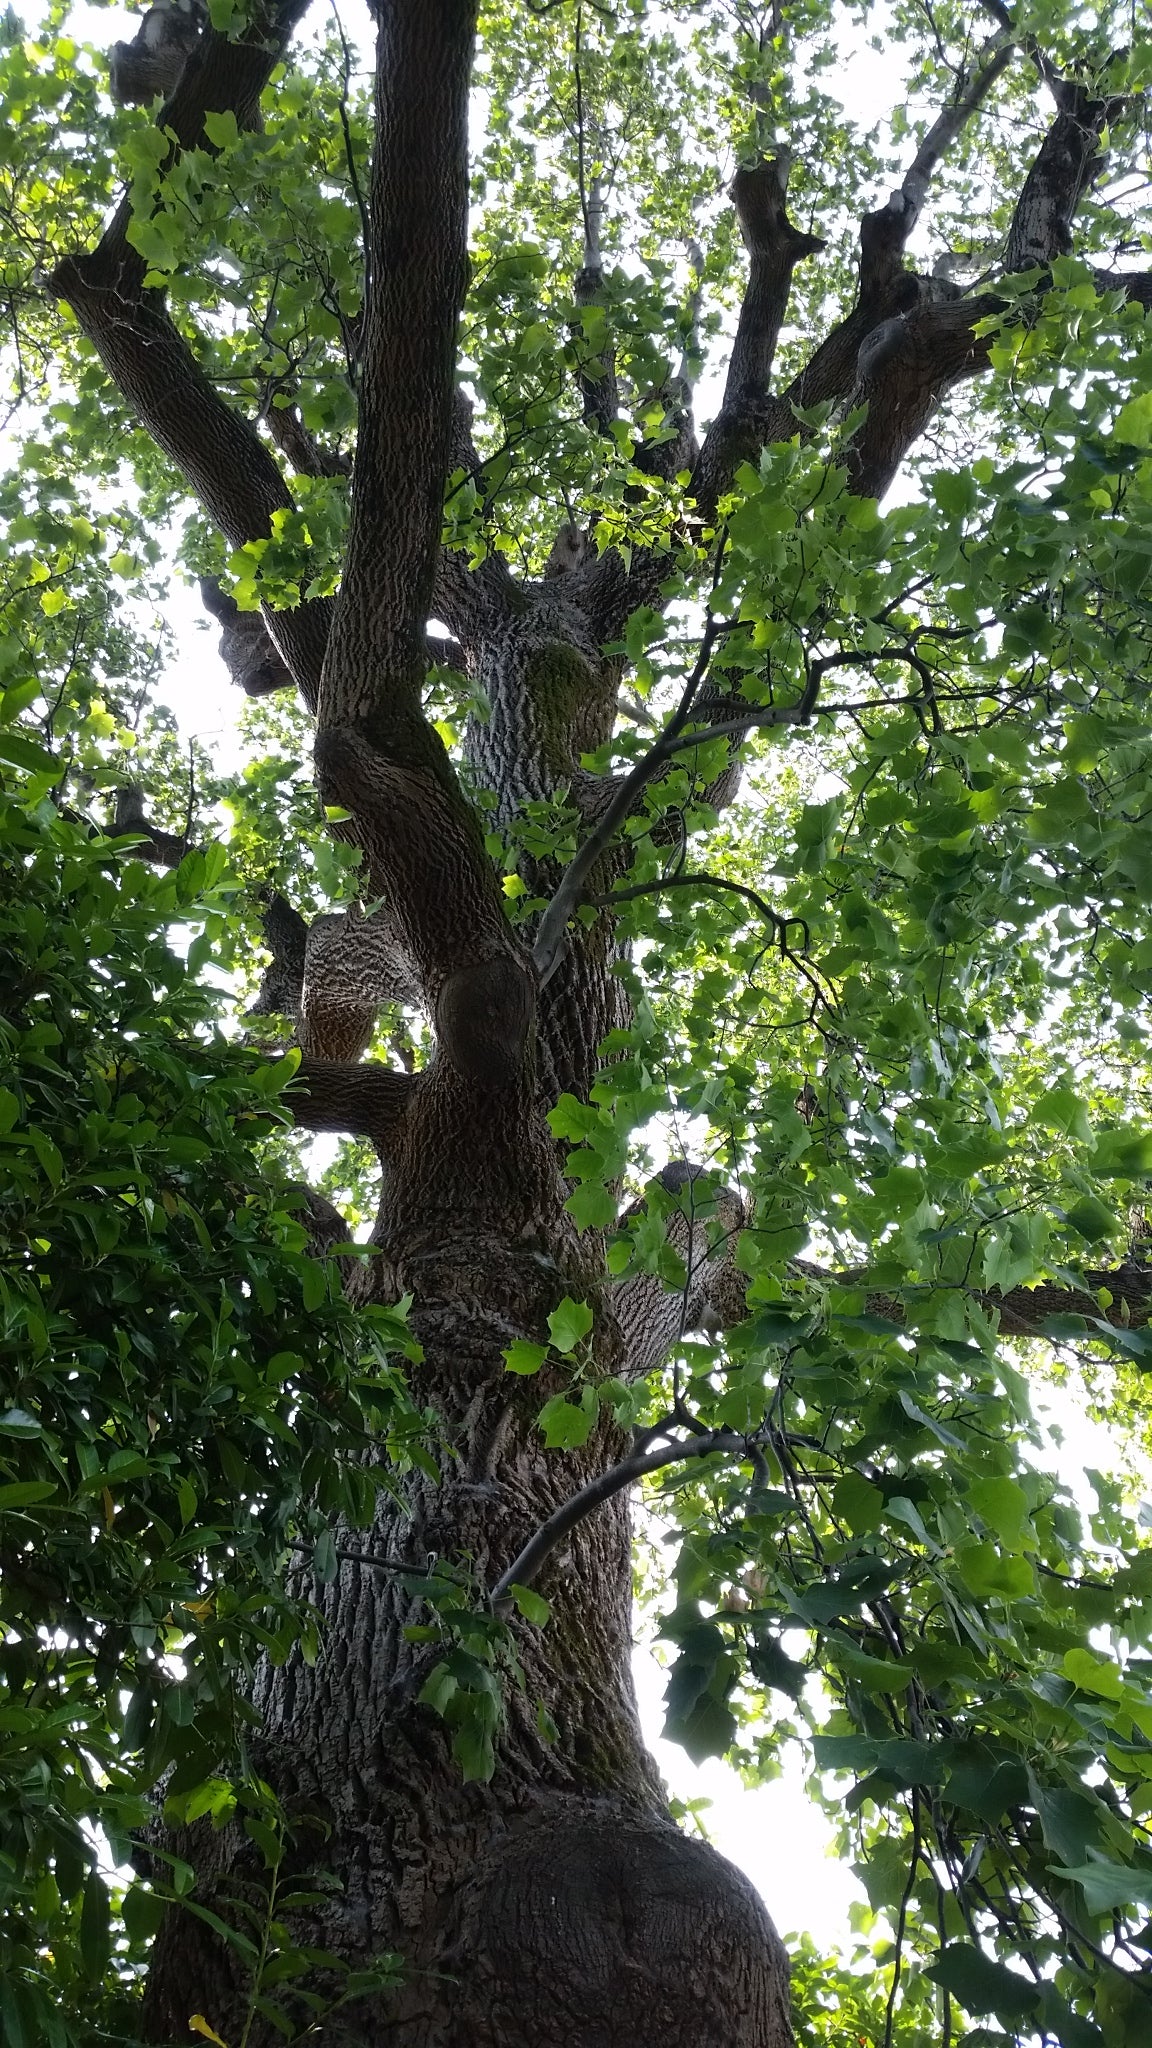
[55, 8, 1152, 2045]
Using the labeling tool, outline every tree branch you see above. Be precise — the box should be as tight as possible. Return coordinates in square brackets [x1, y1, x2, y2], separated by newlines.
[200, 579, 295, 698]
[690, 150, 824, 515]
[532, 621, 810, 987]
[249, 888, 421, 1063]
[1005, 72, 1127, 274]
[733, 1259, 1152, 1343]
[490, 1427, 752, 1610]
[318, 0, 479, 728]
[862, 26, 1016, 292]
[51, 2, 333, 705]
[287, 1058, 415, 1144]
[111, 786, 188, 867]
[573, 175, 620, 437]
[611, 1164, 747, 1382]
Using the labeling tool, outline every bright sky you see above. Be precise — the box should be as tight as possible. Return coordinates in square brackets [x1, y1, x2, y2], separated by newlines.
[56, 0, 1152, 1962]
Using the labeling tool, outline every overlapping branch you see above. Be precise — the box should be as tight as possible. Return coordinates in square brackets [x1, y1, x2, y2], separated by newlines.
[790, 1260, 1152, 1342]
[532, 618, 814, 986]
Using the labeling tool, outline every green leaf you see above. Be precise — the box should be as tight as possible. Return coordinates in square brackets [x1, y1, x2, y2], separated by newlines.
[831, 1474, 885, 1533]
[1063, 1648, 1124, 1700]
[1113, 391, 1152, 447]
[967, 1476, 1033, 1553]
[924, 1944, 1039, 2020]
[509, 1583, 550, 1626]
[547, 1297, 593, 1353]
[79, 1870, 111, 1983]
[1092, 1127, 1152, 1177]
[1053, 1856, 1152, 1914]
[503, 1340, 549, 1376]
[0, 1479, 57, 1508]
[452, 1717, 496, 1783]
[955, 1543, 1034, 1601]
[202, 108, 239, 150]
[0, 1409, 42, 1437]
[537, 1386, 600, 1449]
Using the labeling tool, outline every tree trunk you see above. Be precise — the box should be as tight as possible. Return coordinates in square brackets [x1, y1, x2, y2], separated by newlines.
[139, 590, 794, 2047]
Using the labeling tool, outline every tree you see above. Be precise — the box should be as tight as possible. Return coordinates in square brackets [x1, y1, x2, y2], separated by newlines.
[3, 0, 1152, 2042]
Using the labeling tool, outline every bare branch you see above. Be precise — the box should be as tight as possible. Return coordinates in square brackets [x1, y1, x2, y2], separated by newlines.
[262, 401, 351, 480]
[491, 1427, 752, 1610]
[725, 152, 827, 414]
[573, 177, 620, 436]
[603, 870, 809, 950]
[884, 27, 1016, 260]
[312, 724, 530, 1080]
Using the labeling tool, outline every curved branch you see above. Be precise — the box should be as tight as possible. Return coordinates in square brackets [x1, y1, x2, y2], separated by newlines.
[602, 871, 806, 949]
[491, 1428, 751, 1610]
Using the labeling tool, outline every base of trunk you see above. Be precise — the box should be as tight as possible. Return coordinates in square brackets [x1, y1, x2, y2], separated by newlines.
[386, 1799, 793, 2048]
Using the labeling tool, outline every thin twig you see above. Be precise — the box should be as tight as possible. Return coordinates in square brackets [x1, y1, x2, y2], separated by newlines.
[601, 870, 810, 954]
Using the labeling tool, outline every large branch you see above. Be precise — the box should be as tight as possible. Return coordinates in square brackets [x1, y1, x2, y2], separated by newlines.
[318, 0, 479, 728]
[1006, 71, 1127, 273]
[50, 1, 332, 704]
[735, 1260, 1152, 1343]
[611, 1164, 747, 1382]
[105, 1, 309, 265]
[302, 3, 539, 1079]
[249, 889, 421, 1062]
[573, 175, 620, 438]
[604, 26, 1017, 574]
[288, 1058, 415, 1145]
[690, 152, 824, 513]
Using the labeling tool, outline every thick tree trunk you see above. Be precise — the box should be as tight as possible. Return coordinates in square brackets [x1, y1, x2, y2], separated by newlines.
[139, 598, 794, 2048]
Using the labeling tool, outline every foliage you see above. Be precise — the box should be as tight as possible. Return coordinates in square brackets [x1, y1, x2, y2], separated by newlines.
[0, 766, 420, 2043]
[2, 0, 1152, 2042]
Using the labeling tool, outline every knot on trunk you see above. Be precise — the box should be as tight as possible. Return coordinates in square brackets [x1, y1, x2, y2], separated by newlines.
[435, 955, 535, 1090]
[200, 578, 293, 697]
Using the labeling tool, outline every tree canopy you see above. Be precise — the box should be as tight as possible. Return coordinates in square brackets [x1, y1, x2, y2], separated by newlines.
[2, 1, 1152, 2044]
